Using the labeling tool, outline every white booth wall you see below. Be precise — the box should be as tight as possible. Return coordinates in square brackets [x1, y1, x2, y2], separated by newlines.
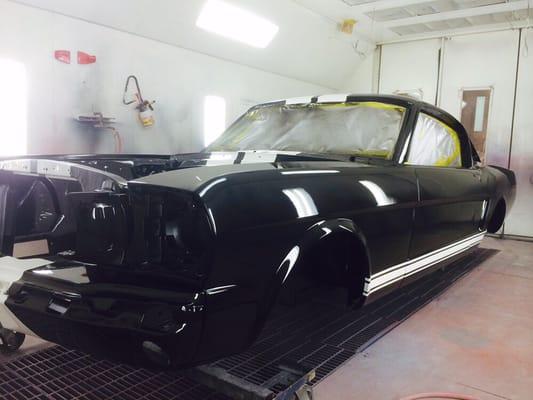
[380, 39, 441, 104]
[506, 29, 533, 237]
[439, 31, 519, 169]
[370, 29, 532, 238]
[0, 1, 330, 156]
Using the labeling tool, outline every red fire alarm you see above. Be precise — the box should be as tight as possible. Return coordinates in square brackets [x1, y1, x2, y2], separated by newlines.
[77, 51, 96, 64]
[54, 50, 71, 64]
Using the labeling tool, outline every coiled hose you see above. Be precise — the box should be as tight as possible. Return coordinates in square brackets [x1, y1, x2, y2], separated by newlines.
[400, 393, 480, 400]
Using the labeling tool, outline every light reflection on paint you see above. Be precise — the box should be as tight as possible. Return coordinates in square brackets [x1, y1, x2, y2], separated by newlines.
[276, 246, 300, 283]
[281, 170, 339, 175]
[176, 323, 187, 334]
[207, 208, 217, 234]
[91, 203, 115, 220]
[399, 133, 412, 163]
[481, 200, 488, 222]
[205, 152, 235, 166]
[199, 177, 227, 197]
[308, 220, 326, 230]
[359, 180, 396, 206]
[320, 227, 332, 238]
[32, 269, 53, 275]
[206, 284, 237, 295]
[282, 188, 318, 218]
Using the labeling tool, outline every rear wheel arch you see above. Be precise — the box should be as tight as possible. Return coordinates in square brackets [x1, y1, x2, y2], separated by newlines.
[487, 198, 506, 233]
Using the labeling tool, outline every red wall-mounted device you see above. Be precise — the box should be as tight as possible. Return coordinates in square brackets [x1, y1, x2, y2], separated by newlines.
[54, 50, 96, 64]
[77, 51, 96, 65]
[54, 50, 71, 64]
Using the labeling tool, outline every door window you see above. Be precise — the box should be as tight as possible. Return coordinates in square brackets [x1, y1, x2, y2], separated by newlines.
[407, 113, 462, 167]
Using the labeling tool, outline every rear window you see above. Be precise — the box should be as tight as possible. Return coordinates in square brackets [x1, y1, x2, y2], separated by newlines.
[407, 113, 462, 167]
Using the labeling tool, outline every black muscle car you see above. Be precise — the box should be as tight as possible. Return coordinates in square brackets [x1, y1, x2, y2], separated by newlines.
[0, 94, 515, 368]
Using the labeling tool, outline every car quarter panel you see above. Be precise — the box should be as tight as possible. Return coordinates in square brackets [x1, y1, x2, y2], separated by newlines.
[486, 165, 516, 211]
[408, 165, 490, 259]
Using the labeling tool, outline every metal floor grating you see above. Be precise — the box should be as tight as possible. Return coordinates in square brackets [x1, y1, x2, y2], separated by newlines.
[0, 347, 231, 400]
[1, 248, 496, 400]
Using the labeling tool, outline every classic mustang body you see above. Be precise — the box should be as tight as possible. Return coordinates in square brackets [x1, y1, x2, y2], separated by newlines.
[0, 95, 515, 367]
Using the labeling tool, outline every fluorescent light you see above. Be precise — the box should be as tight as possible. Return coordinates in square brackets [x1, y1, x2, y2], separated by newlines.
[0, 59, 27, 156]
[204, 95, 226, 146]
[197, 0, 279, 48]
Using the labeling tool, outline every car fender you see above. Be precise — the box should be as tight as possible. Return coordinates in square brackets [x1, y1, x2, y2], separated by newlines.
[276, 218, 371, 285]
[258, 218, 372, 321]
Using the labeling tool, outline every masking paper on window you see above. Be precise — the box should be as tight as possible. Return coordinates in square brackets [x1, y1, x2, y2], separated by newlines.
[208, 102, 406, 159]
[407, 113, 461, 167]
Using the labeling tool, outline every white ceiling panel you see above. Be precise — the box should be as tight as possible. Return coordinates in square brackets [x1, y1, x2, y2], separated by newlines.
[9, 0, 375, 89]
[391, 8, 530, 36]
[7, 0, 533, 85]
[366, 0, 520, 22]
[298, 0, 532, 43]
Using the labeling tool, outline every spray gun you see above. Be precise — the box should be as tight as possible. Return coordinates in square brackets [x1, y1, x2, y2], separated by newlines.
[123, 75, 155, 127]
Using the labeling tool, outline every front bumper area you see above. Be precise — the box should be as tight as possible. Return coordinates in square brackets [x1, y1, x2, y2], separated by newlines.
[1, 257, 205, 368]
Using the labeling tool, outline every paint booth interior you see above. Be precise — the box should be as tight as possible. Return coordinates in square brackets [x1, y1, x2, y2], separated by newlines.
[1, 1, 533, 399]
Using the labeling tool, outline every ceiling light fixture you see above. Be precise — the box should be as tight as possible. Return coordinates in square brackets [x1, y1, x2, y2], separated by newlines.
[196, 0, 279, 48]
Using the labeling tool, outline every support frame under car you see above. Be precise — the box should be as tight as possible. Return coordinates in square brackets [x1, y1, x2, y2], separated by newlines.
[0, 248, 495, 400]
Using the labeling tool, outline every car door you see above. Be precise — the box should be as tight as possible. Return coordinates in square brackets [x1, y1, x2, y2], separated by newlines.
[406, 109, 489, 262]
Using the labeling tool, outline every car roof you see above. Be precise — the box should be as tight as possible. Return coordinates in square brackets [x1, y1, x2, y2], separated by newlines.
[260, 93, 424, 107]
[256, 93, 459, 128]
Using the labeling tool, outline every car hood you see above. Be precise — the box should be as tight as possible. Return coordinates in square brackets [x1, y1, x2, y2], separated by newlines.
[0, 151, 372, 194]
[173, 150, 333, 167]
[131, 150, 371, 193]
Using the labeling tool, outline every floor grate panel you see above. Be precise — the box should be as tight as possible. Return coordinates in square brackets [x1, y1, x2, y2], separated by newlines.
[2, 248, 496, 399]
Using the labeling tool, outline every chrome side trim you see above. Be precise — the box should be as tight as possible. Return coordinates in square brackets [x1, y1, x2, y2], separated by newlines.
[364, 231, 486, 296]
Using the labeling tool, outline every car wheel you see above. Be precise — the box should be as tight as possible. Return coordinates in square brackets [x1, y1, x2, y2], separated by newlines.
[0, 329, 26, 354]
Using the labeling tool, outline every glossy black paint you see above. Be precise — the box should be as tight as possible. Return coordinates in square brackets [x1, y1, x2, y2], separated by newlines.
[0, 95, 516, 368]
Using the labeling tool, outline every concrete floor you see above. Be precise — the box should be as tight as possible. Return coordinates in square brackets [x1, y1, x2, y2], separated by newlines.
[315, 237, 533, 400]
[1, 237, 532, 400]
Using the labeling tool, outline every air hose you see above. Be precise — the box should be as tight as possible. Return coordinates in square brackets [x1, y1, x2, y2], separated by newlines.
[400, 393, 480, 400]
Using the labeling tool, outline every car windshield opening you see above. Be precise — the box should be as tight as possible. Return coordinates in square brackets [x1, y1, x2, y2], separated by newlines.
[206, 101, 407, 159]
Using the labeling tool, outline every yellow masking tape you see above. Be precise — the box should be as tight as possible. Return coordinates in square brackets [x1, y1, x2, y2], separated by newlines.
[433, 117, 462, 167]
[352, 149, 391, 157]
[316, 101, 405, 113]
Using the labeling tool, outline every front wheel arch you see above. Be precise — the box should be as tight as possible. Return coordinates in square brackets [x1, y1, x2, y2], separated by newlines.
[274, 219, 371, 307]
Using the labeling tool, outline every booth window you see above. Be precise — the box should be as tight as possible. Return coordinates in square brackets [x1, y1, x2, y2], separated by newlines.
[0, 59, 27, 156]
[406, 113, 462, 167]
[204, 95, 226, 146]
